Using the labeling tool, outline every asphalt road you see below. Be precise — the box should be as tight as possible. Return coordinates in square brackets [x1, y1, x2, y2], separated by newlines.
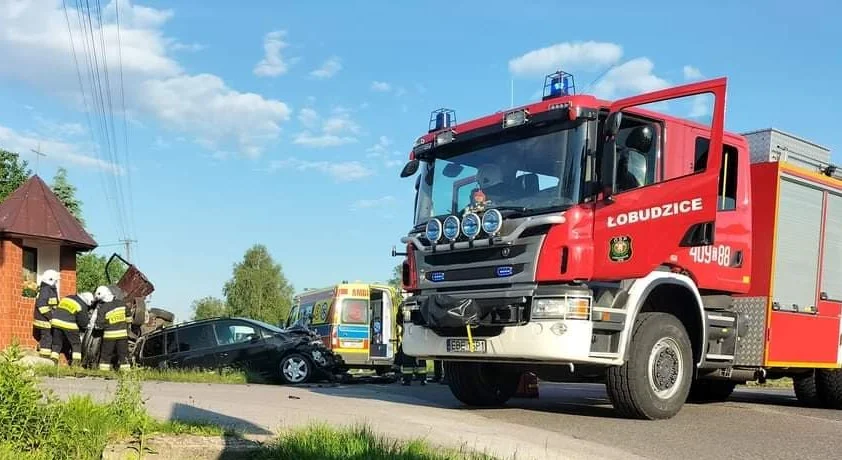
[42, 376, 842, 460]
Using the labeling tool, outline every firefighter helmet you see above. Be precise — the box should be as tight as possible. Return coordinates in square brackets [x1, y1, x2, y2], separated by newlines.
[79, 292, 95, 306]
[40, 269, 60, 287]
[94, 285, 115, 303]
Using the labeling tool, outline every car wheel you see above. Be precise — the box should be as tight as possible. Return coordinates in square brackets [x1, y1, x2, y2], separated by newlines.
[148, 308, 175, 323]
[279, 353, 312, 384]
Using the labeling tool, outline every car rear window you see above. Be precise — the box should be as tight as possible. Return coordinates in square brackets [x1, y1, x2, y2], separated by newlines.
[341, 299, 369, 324]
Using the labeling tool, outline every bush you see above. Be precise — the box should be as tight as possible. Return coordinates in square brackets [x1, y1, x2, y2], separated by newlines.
[0, 343, 209, 459]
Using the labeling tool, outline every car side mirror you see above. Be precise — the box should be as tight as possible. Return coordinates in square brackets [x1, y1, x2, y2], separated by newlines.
[400, 159, 419, 178]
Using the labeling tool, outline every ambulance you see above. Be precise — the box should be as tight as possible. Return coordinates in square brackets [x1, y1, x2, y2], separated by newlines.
[287, 282, 399, 374]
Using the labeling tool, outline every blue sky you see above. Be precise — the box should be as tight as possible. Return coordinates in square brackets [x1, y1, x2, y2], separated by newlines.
[1, 0, 839, 322]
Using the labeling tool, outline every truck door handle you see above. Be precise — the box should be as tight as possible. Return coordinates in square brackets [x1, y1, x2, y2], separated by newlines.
[220, 352, 229, 357]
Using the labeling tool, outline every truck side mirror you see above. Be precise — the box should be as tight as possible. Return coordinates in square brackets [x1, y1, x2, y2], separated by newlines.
[400, 159, 419, 178]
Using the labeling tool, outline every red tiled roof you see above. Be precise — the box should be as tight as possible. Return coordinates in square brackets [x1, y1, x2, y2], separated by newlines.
[0, 175, 97, 250]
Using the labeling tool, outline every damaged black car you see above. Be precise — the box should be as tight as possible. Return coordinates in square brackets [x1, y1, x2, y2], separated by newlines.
[132, 316, 347, 384]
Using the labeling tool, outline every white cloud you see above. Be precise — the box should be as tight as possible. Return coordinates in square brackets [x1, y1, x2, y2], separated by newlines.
[310, 56, 342, 79]
[293, 111, 360, 148]
[683, 65, 703, 81]
[170, 42, 206, 52]
[253, 30, 292, 77]
[0, 123, 122, 174]
[0, 1, 293, 159]
[371, 81, 392, 92]
[350, 196, 395, 211]
[590, 58, 670, 99]
[298, 108, 319, 129]
[32, 114, 86, 139]
[269, 158, 372, 181]
[366, 136, 392, 158]
[395, 86, 407, 97]
[139, 74, 290, 157]
[508, 41, 623, 76]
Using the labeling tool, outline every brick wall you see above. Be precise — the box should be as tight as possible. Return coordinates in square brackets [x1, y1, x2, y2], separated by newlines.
[60, 247, 77, 298]
[0, 238, 35, 350]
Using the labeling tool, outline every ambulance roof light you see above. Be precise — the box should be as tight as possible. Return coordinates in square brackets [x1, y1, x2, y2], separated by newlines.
[542, 70, 575, 101]
[429, 108, 457, 133]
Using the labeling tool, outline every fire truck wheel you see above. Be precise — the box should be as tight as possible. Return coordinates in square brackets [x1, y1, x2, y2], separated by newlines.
[606, 312, 693, 420]
[687, 379, 737, 403]
[816, 369, 842, 409]
[792, 370, 820, 407]
[443, 361, 520, 407]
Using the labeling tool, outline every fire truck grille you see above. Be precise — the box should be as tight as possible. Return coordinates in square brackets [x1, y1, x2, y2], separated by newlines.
[424, 264, 526, 283]
[424, 244, 528, 266]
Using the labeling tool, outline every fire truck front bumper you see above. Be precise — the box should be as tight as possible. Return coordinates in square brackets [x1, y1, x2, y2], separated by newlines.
[401, 320, 603, 364]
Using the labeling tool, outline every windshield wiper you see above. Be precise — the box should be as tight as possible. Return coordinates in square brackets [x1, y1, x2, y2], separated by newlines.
[486, 206, 530, 217]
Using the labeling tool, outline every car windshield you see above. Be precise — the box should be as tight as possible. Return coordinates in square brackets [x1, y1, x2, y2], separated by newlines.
[413, 121, 587, 225]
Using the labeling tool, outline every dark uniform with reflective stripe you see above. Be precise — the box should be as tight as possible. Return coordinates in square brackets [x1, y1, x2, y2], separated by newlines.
[32, 282, 58, 357]
[96, 299, 130, 371]
[50, 295, 90, 364]
[394, 306, 426, 385]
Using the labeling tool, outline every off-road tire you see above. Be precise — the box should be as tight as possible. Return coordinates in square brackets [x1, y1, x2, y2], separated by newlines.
[606, 312, 693, 420]
[793, 370, 820, 407]
[687, 379, 737, 403]
[444, 361, 520, 407]
[148, 308, 175, 323]
[816, 369, 842, 409]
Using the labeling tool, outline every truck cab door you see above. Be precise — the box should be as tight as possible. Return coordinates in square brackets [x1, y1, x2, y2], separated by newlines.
[592, 78, 727, 280]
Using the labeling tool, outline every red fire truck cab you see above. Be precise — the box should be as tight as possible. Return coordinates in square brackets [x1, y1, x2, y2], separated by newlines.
[396, 72, 842, 420]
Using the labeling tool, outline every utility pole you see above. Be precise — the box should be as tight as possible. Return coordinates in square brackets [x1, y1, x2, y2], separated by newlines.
[30, 144, 46, 175]
[120, 238, 137, 263]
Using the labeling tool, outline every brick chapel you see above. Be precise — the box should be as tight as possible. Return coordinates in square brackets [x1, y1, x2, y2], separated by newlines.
[0, 175, 97, 350]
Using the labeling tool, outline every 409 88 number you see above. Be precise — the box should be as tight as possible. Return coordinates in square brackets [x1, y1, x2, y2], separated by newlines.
[689, 245, 731, 267]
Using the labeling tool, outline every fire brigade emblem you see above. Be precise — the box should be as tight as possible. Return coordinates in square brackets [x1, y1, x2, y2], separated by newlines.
[609, 236, 632, 262]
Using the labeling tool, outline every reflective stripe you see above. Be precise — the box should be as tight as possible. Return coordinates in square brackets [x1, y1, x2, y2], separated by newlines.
[50, 318, 79, 330]
[38, 306, 52, 314]
[50, 351, 60, 359]
[48, 297, 58, 305]
[119, 364, 131, 370]
[105, 308, 127, 325]
[71, 352, 82, 361]
[98, 364, 112, 371]
[58, 298, 82, 315]
[33, 320, 51, 329]
[38, 349, 52, 357]
[103, 330, 128, 339]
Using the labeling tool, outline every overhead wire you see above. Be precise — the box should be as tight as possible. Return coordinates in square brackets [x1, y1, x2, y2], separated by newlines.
[113, 0, 137, 241]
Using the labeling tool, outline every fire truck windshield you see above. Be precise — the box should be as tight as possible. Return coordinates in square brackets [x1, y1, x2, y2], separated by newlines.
[413, 121, 587, 225]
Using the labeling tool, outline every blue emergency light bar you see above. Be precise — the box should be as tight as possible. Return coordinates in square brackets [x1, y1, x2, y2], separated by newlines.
[542, 71, 575, 100]
[429, 108, 457, 132]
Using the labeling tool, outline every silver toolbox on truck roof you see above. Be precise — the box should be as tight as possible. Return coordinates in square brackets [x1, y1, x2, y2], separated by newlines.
[743, 127, 832, 170]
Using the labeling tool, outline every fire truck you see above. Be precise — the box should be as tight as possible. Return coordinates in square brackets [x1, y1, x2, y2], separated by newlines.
[394, 72, 842, 420]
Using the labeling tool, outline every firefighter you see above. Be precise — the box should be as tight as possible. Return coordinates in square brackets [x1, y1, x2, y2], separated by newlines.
[32, 269, 60, 358]
[49, 292, 93, 365]
[94, 285, 130, 371]
[394, 305, 426, 386]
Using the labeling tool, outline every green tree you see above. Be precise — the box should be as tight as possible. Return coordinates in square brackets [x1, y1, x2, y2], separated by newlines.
[222, 244, 294, 325]
[0, 149, 31, 203]
[76, 252, 128, 293]
[387, 263, 402, 289]
[190, 296, 228, 320]
[51, 167, 85, 227]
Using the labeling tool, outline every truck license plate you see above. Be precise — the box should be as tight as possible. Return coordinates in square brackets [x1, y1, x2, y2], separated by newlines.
[446, 338, 486, 353]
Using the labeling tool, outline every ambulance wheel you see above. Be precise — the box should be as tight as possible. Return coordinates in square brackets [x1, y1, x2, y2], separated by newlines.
[816, 369, 842, 409]
[687, 379, 737, 403]
[792, 370, 820, 407]
[279, 353, 312, 385]
[443, 361, 520, 407]
[606, 312, 693, 420]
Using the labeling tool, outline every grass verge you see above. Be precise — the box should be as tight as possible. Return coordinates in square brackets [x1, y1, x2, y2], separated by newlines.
[0, 343, 226, 460]
[30, 362, 248, 385]
[250, 423, 498, 460]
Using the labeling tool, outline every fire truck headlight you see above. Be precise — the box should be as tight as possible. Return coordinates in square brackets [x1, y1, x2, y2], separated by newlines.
[443, 215, 460, 241]
[435, 129, 455, 146]
[482, 209, 503, 235]
[532, 297, 591, 320]
[503, 109, 529, 128]
[462, 213, 480, 239]
[426, 218, 442, 243]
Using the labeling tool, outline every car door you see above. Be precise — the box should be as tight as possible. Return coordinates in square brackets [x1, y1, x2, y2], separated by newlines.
[591, 78, 727, 280]
[166, 323, 220, 370]
[212, 320, 267, 372]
